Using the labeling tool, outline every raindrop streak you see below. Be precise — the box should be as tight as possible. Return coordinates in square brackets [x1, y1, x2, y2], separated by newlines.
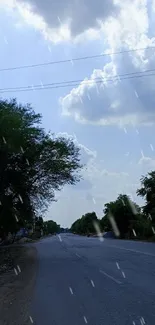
[18, 195, 23, 204]
[2, 136, 6, 144]
[93, 221, 104, 242]
[31, 84, 35, 91]
[15, 214, 19, 222]
[79, 95, 83, 104]
[87, 93, 91, 101]
[90, 280, 95, 287]
[140, 317, 145, 324]
[132, 229, 137, 237]
[57, 16, 61, 24]
[20, 146, 24, 153]
[150, 144, 154, 151]
[92, 197, 96, 204]
[58, 234, 62, 242]
[29, 316, 34, 323]
[83, 316, 88, 324]
[108, 213, 120, 237]
[17, 265, 21, 273]
[152, 226, 155, 235]
[123, 127, 127, 134]
[48, 46, 51, 53]
[140, 318, 145, 325]
[14, 268, 18, 276]
[116, 262, 120, 270]
[26, 158, 30, 166]
[40, 80, 44, 88]
[141, 150, 144, 158]
[70, 59, 74, 66]
[128, 198, 138, 215]
[121, 271, 126, 278]
[122, 199, 125, 206]
[134, 90, 139, 98]
[69, 287, 73, 295]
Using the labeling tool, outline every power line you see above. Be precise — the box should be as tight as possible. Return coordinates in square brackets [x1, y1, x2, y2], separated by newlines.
[1, 66, 155, 92]
[0, 46, 155, 72]
[0, 70, 155, 94]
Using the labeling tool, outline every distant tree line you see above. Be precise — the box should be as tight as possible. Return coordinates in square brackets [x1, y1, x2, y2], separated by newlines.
[71, 171, 155, 241]
[0, 98, 82, 240]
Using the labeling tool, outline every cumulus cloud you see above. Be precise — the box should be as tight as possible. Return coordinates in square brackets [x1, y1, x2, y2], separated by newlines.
[61, 0, 155, 126]
[1, 0, 120, 42]
[57, 132, 130, 202]
[138, 154, 155, 169]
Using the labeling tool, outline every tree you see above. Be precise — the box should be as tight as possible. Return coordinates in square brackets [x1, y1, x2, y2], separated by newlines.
[43, 220, 60, 235]
[137, 171, 155, 221]
[0, 98, 82, 236]
[71, 212, 98, 235]
[101, 194, 141, 238]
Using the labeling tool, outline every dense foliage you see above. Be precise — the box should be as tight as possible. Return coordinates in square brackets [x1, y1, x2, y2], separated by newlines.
[71, 173, 155, 241]
[0, 98, 82, 238]
[71, 212, 98, 235]
[43, 220, 60, 235]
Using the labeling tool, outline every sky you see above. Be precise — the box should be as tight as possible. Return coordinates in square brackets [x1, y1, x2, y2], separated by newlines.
[1, 0, 155, 227]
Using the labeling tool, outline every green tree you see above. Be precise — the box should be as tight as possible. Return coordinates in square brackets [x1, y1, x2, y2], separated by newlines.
[0, 98, 82, 236]
[101, 194, 141, 238]
[71, 212, 98, 235]
[43, 220, 60, 235]
[137, 171, 155, 221]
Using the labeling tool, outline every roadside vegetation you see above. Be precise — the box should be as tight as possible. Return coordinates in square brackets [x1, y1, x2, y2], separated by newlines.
[71, 174, 155, 241]
[0, 98, 82, 243]
[1, 98, 155, 244]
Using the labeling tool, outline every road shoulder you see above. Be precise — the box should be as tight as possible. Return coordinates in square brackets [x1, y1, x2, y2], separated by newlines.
[0, 245, 38, 325]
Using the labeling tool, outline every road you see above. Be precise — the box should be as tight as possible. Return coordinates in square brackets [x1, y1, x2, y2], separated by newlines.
[31, 234, 155, 325]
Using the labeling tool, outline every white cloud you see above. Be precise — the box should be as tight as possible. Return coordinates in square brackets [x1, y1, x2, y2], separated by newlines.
[47, 132, 133, 226]
[56, 131, 130, 201]
[1, 0, 120, 43]
[138, 155, 155, 169]
[60, 0, 155, 126]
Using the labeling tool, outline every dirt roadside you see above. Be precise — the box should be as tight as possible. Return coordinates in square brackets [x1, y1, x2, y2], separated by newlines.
[0, 245, 38, 325]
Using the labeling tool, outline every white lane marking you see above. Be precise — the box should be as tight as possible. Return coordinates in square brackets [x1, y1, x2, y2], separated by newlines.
[100, 269, 122, 285]
[76, 253, 81, 258]
[121, 271, 126, 278]
[69, 287, 73, 295]
[14, 268, 18, 276]
[116, 262, 120, 270]
[83, 316, 88, 323]
[90, 280, 95, 287]
[104, 244, 155, 257]
[58, 235, 62, 242]
[17, 265, 21, 273]
[29, 316, 34, 323]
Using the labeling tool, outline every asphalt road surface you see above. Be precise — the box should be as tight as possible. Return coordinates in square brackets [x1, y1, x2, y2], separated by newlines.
[31, 234, 155, 325]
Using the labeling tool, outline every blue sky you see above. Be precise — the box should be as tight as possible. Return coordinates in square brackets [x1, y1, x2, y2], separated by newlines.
[1, 0, 155, 227]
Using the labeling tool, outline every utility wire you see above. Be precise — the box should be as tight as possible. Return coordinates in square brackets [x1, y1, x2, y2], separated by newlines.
[0, 70, 155, 94]
[0, 46, 155, 72]
[0, 66, 155, 92]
